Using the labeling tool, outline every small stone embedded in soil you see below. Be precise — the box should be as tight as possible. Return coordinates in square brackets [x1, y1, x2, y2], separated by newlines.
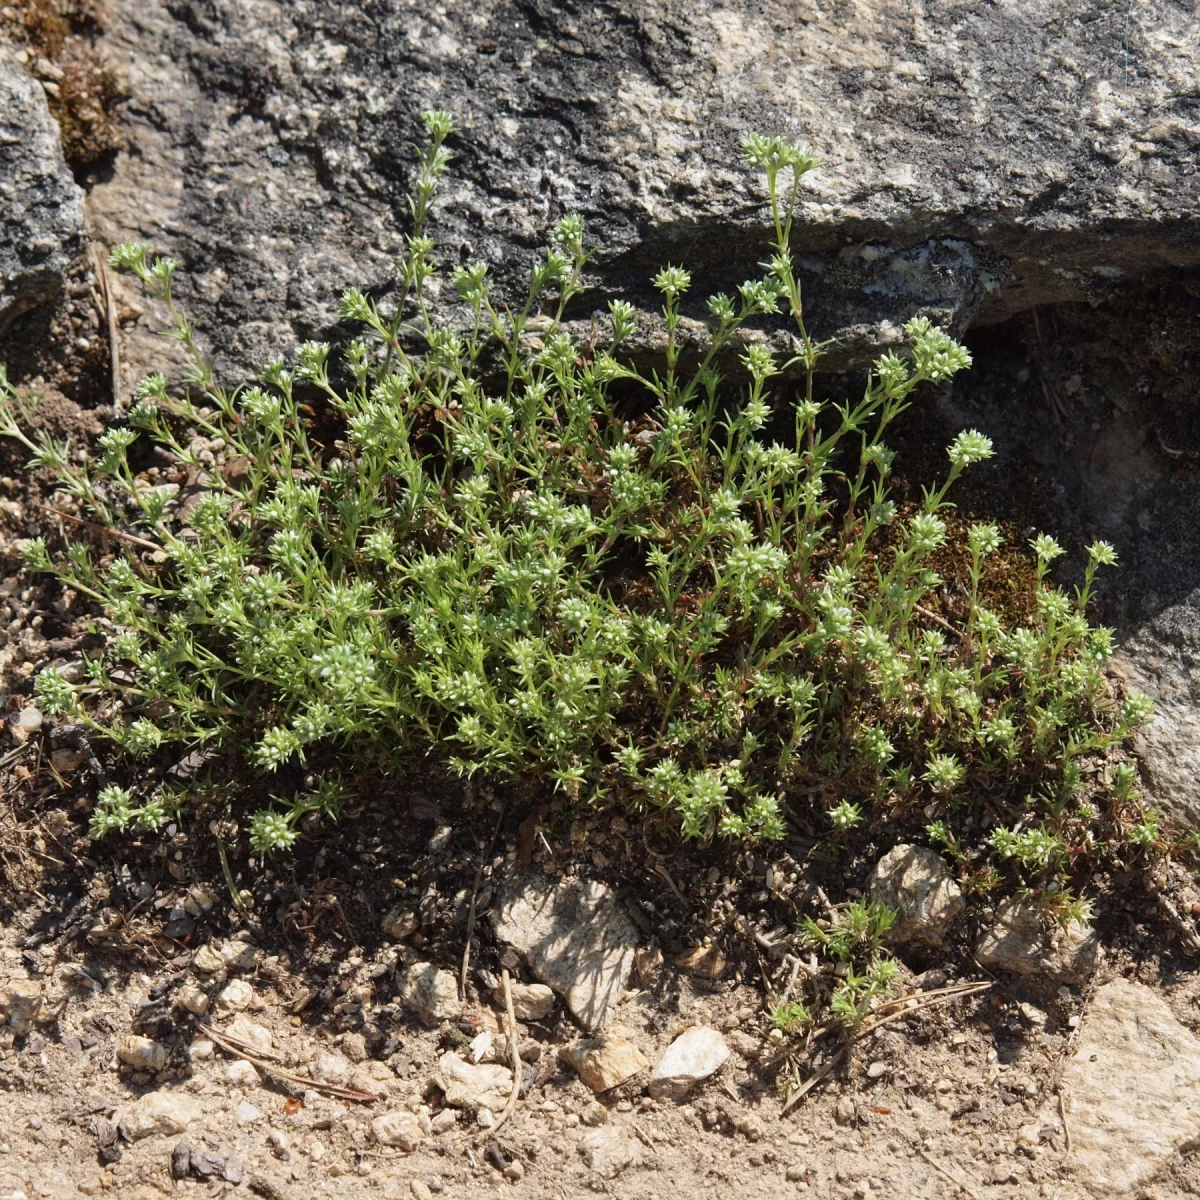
[11, 705, 42, 732]
[371, 1110, 424, 1151]
[175, 984, 209, 1015]
[578, 1124, 642, 1178]
[398, 962, 463, 1027]
[308, 1049, 351, 1088]
[648, 1027, 730, 1100]
[220, 939, 262, 973]
[118, 1034, 167, 1072]
[1016, 1123, 1041, 1147]
[581, 1100, 609, 1126]
[341, 1031, 369, 1062]
[49, 747, 85, 773]
[563, 1037, 650, 1093]
[430, 1108, 458, 1134]
[411, 1183, 434, 1200]
[835, 1096, 856, 1126]
[493, 872, 640, 1031]
[349, 1060, 394, 1098]
[633, 946, 663, 987]
[382, 907, 419, 939]
[503, 1160, 525, 1181]
[226, 1059, 260, 1088]
[189, 1038, 214, 1061]
[192, 943, 225, 974]
[171, 1142, 243, 1184]
[120, 1091, 202, 1140]
[226, 1013, 274, 1056]
[434, 1051, 513, 1112]
[868, 844, 964, 945]
[492, 980, 555, 1021]
[976, 896, 1099, 983]
[236, 1100, 264, 1124]
[215, 978, 255, 1013]
[675, 944, 727, 980]
[0, 979, 45, 1033]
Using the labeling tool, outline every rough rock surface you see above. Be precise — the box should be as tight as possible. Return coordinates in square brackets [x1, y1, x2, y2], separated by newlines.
[975, 896, 1099, 984]
[562, 1037, 650, 1094]
[1059, 978, 1200, 1196]
[868, 844, 964, 945]
[648, 1027, 730, 1101]
[577, 1124, 643, 1179]
[1114, 606, 1200, 829]
[85, 0, 1200, 384]
[0, 51, 85, 336]
[0, 979, 45, 1034]
[397, 962, 462, 1028]
[119, 1091, 202, 1141]
[432, 1051, 512, 1114]
[117, 1035, 167, 1072]
[492, 980, 555, 1021]
[493, 873, 640, 1030]
[370, 1111, 424, 1152]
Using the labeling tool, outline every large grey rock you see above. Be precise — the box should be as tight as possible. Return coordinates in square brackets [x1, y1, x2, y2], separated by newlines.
[976, 896, 1099, 984]
[0, 52, 85, 336]
[85, 0, 1200, 383]
[1113, 597, 1200, 829]
[493, 872, 640, 1031]
[1057, 978, 1200, 1197]
[868, 843, 964, 945]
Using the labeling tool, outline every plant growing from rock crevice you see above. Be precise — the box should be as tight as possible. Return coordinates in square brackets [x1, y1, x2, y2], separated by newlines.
[0, 113, 1157, 916]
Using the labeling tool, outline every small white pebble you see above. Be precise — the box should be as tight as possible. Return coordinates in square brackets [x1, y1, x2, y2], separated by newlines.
[236, 1101, 263, 1125]
[13, 706, 42, 731]
[226, 1059, 260, 1088]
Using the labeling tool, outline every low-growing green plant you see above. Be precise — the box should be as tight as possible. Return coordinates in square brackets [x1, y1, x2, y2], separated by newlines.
[0, 113, 1156, 899]
[770, 1000, 814, 1035]
[773, 900, 901, 1033]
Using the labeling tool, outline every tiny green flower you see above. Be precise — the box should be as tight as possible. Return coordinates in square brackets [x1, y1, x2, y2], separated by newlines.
[829, 799, 863, 835]
[653, 265, 692, 298]
[947, 429, 994, 470]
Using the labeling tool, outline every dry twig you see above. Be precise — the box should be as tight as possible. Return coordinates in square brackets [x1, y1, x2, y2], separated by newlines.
[34, 501, 161, 552]
[1058, 1086, 1073, 1154]
[487, 967, 523, 1136]
[199, 1023, 377, 1103]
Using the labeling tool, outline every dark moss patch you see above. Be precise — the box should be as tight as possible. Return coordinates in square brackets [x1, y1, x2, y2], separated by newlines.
[2, 0, 126, 177]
